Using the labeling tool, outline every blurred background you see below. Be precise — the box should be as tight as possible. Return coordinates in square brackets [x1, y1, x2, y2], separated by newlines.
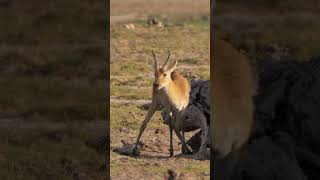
[214, 1, 320, 180]
[0, 1, 108, 179]
[215, 0, 320, 61]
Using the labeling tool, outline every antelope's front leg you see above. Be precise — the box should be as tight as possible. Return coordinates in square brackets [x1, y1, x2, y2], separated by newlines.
[132, 100, 159, 156]
[174, 111, 191, 154]
[173, 127, 191, 154]
[169, 122, 174, 157]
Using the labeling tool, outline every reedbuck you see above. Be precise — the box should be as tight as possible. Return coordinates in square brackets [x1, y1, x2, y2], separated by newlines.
[132, 50, 191, 157]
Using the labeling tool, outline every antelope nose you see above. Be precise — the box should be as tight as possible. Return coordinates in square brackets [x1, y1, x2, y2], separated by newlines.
[154, 83, 159, 88]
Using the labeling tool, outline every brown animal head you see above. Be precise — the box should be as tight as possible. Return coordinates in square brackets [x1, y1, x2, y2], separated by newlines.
[152, 50, 178, 90]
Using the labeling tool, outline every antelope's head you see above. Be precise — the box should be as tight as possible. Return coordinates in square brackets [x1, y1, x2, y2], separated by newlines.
[152, 50, 178, 90]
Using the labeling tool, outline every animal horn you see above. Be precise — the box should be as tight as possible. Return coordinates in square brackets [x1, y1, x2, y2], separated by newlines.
[152, 50, 158, 70]
[162, 49, 171, 69]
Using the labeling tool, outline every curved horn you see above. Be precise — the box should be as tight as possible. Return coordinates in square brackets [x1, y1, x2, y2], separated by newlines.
[162, 49, 171, 69]
[152, 50, 158, 70]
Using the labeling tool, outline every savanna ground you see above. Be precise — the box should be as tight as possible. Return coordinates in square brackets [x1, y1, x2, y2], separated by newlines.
[0, 1, 108, 179]
[110, 0, 210, 179]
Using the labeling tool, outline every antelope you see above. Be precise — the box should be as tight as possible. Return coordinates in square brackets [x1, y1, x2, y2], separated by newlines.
[131, 50, 191, 157]
[211, 29, 257, 179]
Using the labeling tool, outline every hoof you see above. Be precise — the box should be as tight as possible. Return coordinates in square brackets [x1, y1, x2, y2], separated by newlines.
[182, 145, 192, 154]
[131, 146, 140, 157]
[170, 151, 174, 157]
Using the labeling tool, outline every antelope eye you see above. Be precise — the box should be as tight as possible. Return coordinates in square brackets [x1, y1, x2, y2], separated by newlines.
[163, 73, 167, 77]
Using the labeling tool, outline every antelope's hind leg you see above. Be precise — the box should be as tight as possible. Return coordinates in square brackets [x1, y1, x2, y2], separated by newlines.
[174, 111, 192, 154]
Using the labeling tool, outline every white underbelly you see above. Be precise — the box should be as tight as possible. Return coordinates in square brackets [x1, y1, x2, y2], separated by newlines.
[157, 89, 188, 112]
[159, 96, 186, 112]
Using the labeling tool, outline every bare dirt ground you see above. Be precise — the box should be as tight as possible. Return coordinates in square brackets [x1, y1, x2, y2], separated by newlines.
[110, 0, 210, 179]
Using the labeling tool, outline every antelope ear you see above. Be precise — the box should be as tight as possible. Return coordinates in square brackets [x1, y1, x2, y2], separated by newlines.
[165, 59, 178, 72]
